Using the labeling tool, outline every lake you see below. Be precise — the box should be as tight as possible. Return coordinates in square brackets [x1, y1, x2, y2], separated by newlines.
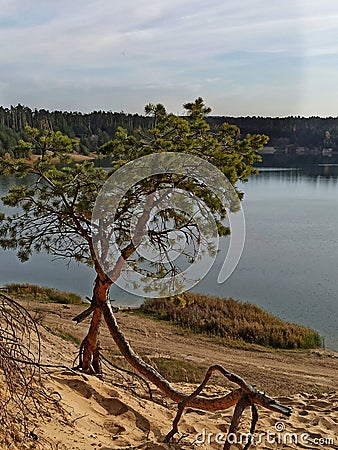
[0, 164, 337, 350]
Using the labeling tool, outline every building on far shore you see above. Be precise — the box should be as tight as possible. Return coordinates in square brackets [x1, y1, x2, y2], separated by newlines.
[259, 146, 277, 154]
[322, 148, 333, 156]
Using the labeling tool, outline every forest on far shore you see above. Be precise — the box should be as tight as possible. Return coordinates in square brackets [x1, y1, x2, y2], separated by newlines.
[1, 104, 338, 166]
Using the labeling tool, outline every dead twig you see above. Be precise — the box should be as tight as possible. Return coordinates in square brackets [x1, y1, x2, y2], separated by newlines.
[0, 293, 62, 443]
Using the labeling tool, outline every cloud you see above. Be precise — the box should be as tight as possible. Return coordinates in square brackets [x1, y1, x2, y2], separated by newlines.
[0, 0, 337, 115]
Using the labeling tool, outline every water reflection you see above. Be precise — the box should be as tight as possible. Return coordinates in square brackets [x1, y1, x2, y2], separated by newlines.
[256, 165, 338, 182]
[198, 165, 338, 351]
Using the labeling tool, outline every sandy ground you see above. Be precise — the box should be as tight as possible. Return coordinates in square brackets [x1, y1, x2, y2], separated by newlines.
[29, 152, 96, 162]
[1, 301, 338, 450]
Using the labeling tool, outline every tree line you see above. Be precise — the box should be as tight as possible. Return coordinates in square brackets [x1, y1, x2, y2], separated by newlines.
[1, 104, 338, 157]
[209, 116, 338, 151]
[0, 104, 149, 155]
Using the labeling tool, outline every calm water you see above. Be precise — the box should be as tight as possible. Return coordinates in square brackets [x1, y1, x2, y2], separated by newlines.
[0, 165, 337, 350]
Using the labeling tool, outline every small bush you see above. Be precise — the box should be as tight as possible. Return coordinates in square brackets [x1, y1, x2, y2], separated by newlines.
[140, 293, 321, 350]
[4, 283, 83, 304]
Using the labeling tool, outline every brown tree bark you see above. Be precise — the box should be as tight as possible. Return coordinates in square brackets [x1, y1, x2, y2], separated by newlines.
[77, 191, 155, 374]
[100, 299, 291, 416]
[78, 275, 111, 374]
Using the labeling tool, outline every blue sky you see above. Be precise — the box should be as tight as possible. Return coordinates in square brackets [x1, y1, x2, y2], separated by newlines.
[0, 0, 337, 116]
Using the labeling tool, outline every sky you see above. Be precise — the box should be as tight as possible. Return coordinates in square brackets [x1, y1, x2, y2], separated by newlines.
[0, 0, 338, 117]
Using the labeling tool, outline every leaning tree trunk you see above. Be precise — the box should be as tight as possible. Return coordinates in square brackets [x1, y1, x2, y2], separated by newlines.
[76, 193, 154, 373]
[75, 190, 154, 373]
[77, 275, 111, 374]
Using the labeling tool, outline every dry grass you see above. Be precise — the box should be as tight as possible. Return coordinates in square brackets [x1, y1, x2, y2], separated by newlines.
[45, 326, 82, 346]
[3, 283, 83, 305]
[140, 293, 322, 350]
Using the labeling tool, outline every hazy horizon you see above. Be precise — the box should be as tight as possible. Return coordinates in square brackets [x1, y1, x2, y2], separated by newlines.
[2, 102, 337, 120]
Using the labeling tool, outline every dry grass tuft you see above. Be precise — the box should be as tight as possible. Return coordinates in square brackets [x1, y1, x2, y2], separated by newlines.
[3, 283, 83, 305]
[140, 293, 321, 349]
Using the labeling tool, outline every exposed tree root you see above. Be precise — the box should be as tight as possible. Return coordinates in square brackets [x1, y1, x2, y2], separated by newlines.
[73, 298, 292, 446]
[0, 293, 62, 445]
[242, 404, 259, 450]
[97, 300, 292, 447]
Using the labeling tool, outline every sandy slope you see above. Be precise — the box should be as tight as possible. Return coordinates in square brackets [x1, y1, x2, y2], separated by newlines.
[18, 371, 338, 450]
[2, 301, 338, 450]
